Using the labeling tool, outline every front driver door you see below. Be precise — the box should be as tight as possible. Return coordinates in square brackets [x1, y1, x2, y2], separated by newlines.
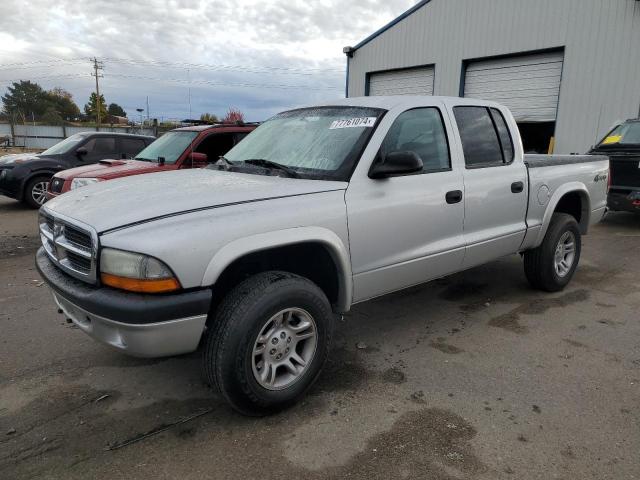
[346, 106, 466, 303]
[77, 136, 118, 165]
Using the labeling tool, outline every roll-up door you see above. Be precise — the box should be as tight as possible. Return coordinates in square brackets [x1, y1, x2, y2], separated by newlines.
[368, 66, 435, 96]
[464, 51, 564, 122]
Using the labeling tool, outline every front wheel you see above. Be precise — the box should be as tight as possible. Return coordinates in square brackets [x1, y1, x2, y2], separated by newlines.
[202, 271, 334, 416]
[23, 176, 50, 208]
[523, 213, 582, 292]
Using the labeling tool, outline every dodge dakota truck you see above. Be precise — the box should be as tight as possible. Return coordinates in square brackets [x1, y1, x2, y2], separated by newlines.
[46, 123, 257, 199]
[36, 96, 609, 415]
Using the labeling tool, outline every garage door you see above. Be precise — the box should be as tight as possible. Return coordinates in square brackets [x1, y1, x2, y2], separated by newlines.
[464, 51, 564, 122]
[368, 66, 435, 96]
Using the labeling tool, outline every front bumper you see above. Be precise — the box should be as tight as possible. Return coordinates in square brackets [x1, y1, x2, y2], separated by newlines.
[36, 248, 212, 357]
[0, 168, 20, 199]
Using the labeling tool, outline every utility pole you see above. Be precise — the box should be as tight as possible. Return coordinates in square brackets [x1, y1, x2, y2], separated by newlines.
[146, 96, 150, 121]
[91, 58, 104, 130]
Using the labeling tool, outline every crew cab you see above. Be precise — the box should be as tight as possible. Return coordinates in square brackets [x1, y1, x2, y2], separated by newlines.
[590, 118, 640, 213]
[36, 97, 609, 415]
[0, 132, 153, 208]
[47, 123, 257, 199]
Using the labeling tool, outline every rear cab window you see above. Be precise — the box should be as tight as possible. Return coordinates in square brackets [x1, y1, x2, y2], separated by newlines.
[453, 106, 514, 168]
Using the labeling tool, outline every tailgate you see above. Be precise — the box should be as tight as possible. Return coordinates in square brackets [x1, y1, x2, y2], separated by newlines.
[609, 155, 640, 189]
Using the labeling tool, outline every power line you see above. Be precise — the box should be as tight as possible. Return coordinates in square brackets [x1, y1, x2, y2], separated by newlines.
[102, 73, 341, 91]
[0, 58, 87, 70]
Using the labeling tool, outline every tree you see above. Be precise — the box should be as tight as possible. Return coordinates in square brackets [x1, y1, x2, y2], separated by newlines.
[84, 93, 108, 122]
[221, 108, 244, 124]
[1, 80, 50, 119]
[200, 112, 219, 123]
[41, 108, 64, 125]
[47, 87, 80, 120]
[107, 103, 127, 117]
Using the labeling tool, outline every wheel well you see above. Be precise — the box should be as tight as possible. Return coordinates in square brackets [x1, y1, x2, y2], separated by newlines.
[21, 172, 54, 200]
[554, 191, 588, 233]
[210, 242, 341, 313]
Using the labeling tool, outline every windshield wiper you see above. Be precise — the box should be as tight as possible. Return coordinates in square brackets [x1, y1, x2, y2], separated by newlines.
[243, 159, 300, 178]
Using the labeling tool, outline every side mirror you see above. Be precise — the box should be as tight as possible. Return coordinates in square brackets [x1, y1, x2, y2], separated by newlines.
[76, 147, 88, 158]
[189, 152, 208, 168]
[369, 151, 423, 179]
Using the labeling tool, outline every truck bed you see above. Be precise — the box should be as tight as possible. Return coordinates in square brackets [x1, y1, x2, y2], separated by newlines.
[520, 154, 609, 251]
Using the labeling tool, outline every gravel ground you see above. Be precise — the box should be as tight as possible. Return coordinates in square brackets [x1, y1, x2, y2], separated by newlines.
[1, 195, 639, 480]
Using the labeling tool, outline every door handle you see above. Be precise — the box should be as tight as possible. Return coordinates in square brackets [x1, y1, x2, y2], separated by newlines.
[511, 181, 524, 193]
[445, 190, 463, 204]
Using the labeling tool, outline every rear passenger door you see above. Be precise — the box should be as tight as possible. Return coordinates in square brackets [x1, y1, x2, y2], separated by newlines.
[452, 106, 528, 268]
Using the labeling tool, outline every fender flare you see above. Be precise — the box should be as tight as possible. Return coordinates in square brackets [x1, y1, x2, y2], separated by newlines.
[534, 182, 591, 246]
[20, 169, 57, 200]
[201, 226, 353, 312]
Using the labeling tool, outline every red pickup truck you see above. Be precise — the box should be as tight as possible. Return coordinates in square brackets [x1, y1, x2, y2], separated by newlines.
[47, 123, 257, 198]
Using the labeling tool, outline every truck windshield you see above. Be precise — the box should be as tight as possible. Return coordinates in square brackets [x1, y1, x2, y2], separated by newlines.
[598, 122, 640, 147]
[135, 131, 198, 164]
[41, 133, 87, 155]
[223, 106, 385, 180]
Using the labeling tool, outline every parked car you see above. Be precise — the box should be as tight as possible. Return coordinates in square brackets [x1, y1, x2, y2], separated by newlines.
[47, 124, 257, 199]
[36, 96, 608, 415]
[0, 132, 154, 208]
[590, 118, 640, 213]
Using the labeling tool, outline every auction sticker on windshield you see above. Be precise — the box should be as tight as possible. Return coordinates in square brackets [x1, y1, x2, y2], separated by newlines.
[330, 117, 377, 129]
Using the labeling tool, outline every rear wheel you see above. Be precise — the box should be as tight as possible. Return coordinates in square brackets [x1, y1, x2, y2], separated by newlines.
[202, 271, 334, 416]
[23, 176, 50, 208]
[523, 213, 581, 292]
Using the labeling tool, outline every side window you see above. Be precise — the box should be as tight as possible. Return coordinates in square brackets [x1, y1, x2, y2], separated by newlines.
[195, 133, 235, 163]
[490, 108, 514, 164]
[92, 137, 116, 153]
[81, 137, 116, 161]
[453, 106, 504, 167]
[234, 132, 249, 144]
[379, 108, 451, 173]
[121, 138, 146, 157]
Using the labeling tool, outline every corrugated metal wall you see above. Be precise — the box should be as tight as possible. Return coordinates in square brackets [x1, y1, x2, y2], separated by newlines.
[0, 124, 156, 149]
[347, 0, 640, 154]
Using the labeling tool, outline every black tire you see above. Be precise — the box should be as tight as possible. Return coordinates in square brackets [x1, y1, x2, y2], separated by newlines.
[23, 175, 51, 209]
[523, 213, 581, 292]
[202, 271, 334, 416]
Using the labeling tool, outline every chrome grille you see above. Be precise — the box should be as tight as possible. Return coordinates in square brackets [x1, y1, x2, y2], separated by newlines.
[39, 210, 98, 283]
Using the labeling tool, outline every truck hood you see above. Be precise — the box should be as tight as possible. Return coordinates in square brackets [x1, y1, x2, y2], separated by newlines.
[54, 159, 163, 180]
[44, 169, 347, 233]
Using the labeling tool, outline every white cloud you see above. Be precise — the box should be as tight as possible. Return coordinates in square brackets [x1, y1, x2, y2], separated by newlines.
[0, 0, 417, 120]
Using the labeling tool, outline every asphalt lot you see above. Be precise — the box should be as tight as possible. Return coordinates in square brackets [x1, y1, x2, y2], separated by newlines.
[1, 195, 639, 480]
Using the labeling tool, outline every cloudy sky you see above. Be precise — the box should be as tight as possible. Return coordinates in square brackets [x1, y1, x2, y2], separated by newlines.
[0, 0, 417, 122]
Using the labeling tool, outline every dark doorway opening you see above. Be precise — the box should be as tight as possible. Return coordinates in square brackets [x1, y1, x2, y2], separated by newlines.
[517, 122, 556, 154]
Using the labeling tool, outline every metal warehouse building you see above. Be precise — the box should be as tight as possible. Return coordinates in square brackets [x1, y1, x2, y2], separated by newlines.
[344, 0, 640, 154]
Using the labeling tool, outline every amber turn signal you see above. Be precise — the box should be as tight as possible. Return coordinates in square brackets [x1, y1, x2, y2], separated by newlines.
[100, 273, 181, 293]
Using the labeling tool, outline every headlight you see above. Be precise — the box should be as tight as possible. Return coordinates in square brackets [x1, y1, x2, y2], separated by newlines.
[100, 248, 181, 293]
[70, 177, 100, 190]
[0, 169, 7, 180]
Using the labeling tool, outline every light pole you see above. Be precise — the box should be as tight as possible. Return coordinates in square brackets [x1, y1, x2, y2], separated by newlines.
[136, 108, 144, 130]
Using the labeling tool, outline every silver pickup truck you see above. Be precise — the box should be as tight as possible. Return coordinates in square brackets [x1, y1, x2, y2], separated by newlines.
[36, 96, 609, 415]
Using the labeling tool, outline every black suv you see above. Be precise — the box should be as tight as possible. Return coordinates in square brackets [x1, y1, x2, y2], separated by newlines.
[0, 132, 154, 208]
[590, 119, 640, 214]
